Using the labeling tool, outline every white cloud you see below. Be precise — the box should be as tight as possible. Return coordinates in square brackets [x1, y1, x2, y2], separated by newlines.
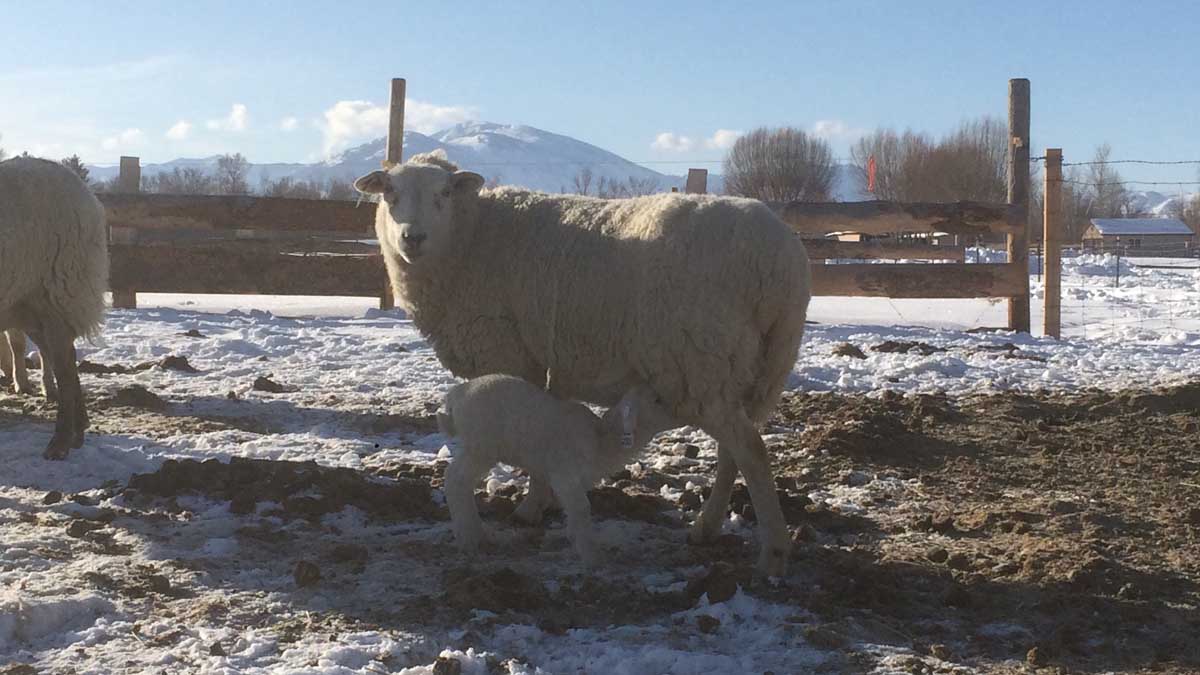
[101, 128, 145, 151]
[165, 120, 192, 141]
[280, 116, 299, 132]
[318, 98, 476, 156]
[811, 119, 864, 141]
[651, 132, 694, 153]
[206, 103, 249, 132]
[704, 129, 742, 150]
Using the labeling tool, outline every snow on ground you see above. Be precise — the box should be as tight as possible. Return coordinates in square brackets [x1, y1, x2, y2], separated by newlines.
[2, 255, 1198, 673]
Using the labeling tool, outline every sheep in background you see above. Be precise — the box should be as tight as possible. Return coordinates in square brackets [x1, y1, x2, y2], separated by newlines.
[0, 157, 107, 459]
[356, 151, 810, 576]
[437, 374, 678, 565]
[1, 330, 57, 400]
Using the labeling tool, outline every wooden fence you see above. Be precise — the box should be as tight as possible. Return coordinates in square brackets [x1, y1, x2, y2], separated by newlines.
[102, 76, 1036, 332]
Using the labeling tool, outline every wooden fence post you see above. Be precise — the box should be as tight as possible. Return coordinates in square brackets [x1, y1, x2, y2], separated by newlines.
[1006, 78, 1031, 333]
[685, 168, 708, 194]
[1043, 148, 1063, 338]
[112, 156, 141, 309]
[384, 78, 406, 169]
[379, 77, 406, 309]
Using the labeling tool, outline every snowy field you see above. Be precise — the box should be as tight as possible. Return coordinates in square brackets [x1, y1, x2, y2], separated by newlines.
[2, 253, 1199, 674]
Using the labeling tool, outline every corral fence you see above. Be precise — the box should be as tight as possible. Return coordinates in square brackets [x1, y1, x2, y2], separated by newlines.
[103, 77, 1044, 334]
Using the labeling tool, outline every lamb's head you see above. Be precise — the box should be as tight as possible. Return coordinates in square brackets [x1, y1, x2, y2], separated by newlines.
[354, 150, 484, 264]
[606, 384, 679, 449]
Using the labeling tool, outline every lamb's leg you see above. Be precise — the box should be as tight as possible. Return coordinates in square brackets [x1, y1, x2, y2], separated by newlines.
[39, 321, 83, 459]
[5, 331, 37, 396]
[512, 475, 555, 525]
[443, 452, 491, 554]
[701, 409, 790, 577]
[0, 332, 11, 388]
[24, 330, 59, 402]
[688, 446, 739, 544]
[549, 472, 598, 567]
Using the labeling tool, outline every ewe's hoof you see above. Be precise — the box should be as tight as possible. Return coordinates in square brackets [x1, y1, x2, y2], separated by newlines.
[43, 438, 72, 461]
[687, 518, 722, 545]
[756, 546, 790, 579]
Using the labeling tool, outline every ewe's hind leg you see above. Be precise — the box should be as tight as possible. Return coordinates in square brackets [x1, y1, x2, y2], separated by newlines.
[701, 410, 790, 577]
[549, 473, 598, 567]
[512, 475, 555, 525]
[443, 452, 491, 554]
[38, 322, 84, 459]
[689, 447, 739, 544]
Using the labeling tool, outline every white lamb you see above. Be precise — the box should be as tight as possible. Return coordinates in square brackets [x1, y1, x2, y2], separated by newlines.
[437, 373, 678, 565]
[0, 157, 108, 459]
[356, 151, 811, 575]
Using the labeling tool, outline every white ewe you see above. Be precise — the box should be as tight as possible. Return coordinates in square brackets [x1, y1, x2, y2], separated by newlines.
[356, 151, 810, 576]
[0, 157, 107, 459]
[437, 374, 677, 565]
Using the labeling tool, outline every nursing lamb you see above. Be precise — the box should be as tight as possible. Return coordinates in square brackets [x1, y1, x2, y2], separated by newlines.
[437, 374, 677, 565]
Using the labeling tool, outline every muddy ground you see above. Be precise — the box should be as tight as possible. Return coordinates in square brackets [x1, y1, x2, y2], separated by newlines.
[3, 378, 1199, 673]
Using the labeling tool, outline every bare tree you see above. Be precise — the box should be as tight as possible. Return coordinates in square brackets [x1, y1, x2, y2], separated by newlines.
[572, 167, 595, 195]
[146, 167, 216, 195]
[325, 178, 356, 200]
[259, 176, 323, 199]
[59, 154, 90, 183]
[216, 153, 250, 195]
[596, 175, 660, 198]
[723, 127, 836, 202]
[0, 134, 6, 161]
[1085, 143, 1130, 218]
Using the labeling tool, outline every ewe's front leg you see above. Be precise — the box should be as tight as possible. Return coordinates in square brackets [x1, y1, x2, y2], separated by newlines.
[701, 411, 790, 577]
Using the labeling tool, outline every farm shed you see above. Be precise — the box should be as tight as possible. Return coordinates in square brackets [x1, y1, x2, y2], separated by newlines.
[1082, 218, 1197, 255]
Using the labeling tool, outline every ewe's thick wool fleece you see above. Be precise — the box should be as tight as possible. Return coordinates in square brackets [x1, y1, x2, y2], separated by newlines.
[0, 157, 108, 339]
[385, 181, 810, 426]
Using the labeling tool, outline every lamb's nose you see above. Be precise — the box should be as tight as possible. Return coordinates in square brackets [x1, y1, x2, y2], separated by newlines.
[402, 231, 426, 246]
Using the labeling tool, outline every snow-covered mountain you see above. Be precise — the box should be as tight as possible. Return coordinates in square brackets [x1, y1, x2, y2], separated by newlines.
[1126, 190, 1198, 217]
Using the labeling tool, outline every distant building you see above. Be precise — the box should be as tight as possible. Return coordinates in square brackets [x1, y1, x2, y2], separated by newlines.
[1082, 218, 1196, 256]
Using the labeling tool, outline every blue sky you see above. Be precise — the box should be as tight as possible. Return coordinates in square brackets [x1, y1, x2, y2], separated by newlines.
[2, 1, 1197, 183]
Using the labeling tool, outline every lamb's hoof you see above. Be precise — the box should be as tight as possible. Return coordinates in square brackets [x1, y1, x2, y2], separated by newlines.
[43, 436, 72, 461]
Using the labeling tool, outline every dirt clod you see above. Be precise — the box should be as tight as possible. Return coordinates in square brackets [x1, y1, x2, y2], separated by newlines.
[293, 560, 321, 587]
[103, 385, 168, 411]
[183, 329, 206, 338]
[442, 567, 547, 613]
[683, 443, 701, 459]
[432, 656, 463, 675]
[871, 340, 946, 356]
[686, 562, 748, 605]
[158, 355, 199, 373]
[926, 547, 949, 564]
[42, 490, 63, 505]
[253, 375, 290, 393]
[832, 343, 868, 359]
[696, 614, 720, 634]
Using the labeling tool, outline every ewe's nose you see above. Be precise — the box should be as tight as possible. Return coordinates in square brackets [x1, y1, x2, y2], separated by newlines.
[401, 231, 427, 247]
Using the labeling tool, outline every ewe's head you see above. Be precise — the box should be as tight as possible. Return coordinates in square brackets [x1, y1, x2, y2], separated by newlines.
[354, 150, 484, 264]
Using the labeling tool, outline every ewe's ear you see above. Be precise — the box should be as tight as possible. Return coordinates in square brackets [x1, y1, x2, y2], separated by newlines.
[354, 170, 392, 195]
[451, 171, 485, 194]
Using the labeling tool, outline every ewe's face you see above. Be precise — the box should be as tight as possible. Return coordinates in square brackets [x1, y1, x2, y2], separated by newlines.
[354, 164, 484, 264]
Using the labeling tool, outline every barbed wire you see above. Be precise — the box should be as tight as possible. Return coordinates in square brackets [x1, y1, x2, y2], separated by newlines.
[1062, 159, 1200, 167]
[1059, 179, 1200, 188]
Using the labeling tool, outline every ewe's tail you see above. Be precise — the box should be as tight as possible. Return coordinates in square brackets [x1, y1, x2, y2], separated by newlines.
[746, 254, 811, 425]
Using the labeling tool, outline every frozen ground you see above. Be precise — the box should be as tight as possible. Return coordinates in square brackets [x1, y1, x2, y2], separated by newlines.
[2, 254, 1198, 673]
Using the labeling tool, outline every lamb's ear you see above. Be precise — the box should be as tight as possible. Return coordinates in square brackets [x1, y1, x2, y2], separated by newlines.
[354, 170, 392, 195]
[451, 171, 485, 194]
